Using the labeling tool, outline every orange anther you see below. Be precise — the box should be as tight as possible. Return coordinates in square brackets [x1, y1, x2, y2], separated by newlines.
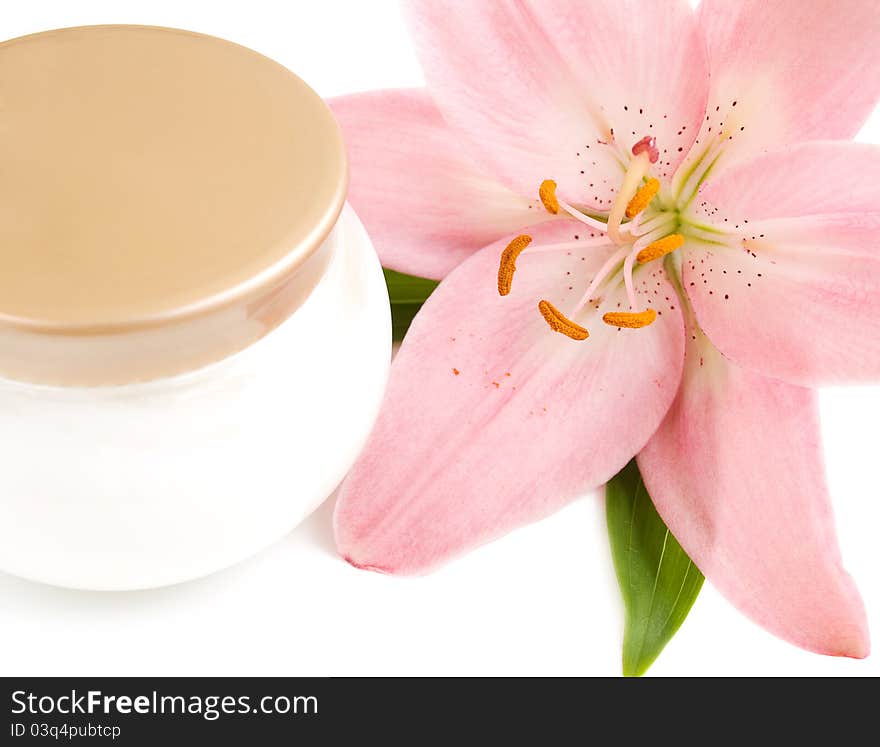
[602, 309, 658, 329]
[538, 300, 589, 340]
[539, 180, 560, 215]
[497, 235, 532, 296]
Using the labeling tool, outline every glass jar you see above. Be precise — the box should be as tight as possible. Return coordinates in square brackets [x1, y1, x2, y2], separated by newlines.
[0, 26, 391, 589]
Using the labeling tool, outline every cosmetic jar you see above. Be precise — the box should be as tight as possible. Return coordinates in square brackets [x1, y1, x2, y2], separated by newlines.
[0, 26, 391, 590]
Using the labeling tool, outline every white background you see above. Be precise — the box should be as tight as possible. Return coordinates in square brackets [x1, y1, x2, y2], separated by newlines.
[1, 0, 878, 677]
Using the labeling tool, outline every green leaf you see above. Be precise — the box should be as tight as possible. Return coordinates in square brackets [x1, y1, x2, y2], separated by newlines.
[606, 460, 704, 677]
[383, 268, 439, 341]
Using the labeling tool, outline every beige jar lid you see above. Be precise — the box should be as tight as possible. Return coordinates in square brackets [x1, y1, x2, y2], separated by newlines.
[0, 25, 347, 386]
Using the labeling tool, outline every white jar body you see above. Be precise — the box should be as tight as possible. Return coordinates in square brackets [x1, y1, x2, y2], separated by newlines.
[0, 205, 390, 590]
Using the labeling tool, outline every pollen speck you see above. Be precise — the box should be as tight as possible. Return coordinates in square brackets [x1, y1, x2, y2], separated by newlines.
[453, 368, 460, 376]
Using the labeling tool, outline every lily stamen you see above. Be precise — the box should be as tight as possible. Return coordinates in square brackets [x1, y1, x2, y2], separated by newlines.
[602, 309, 658, 329]
[616, 230, 679, 323]
[539, 179, 613, 233]
[538, 299, 590, 341]
[539, 180, 560, 214]
[619, 233, 665, 324]
[637, 234, 685, 264]
[497, 235, 532, 296]
[497, 234, 613, 297]
[633, 223, 678, 252]
[626, 178, 660, 218]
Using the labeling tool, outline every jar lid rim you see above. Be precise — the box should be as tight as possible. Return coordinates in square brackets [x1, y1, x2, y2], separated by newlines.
[0, 25, 348, 384]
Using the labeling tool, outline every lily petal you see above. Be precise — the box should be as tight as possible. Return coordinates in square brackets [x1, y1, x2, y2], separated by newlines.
[693, 0, 880, 175]
[330, 89, 534, 279]
[402, 0, 708, 203]
[335, 222, 684, 574]
[684, 141, 880, 386]
[638, 331, 869, 659]
[525, 0, 710, 182]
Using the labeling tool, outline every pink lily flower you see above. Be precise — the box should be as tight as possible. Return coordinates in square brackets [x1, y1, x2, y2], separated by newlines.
[331, 0, 880, 658]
